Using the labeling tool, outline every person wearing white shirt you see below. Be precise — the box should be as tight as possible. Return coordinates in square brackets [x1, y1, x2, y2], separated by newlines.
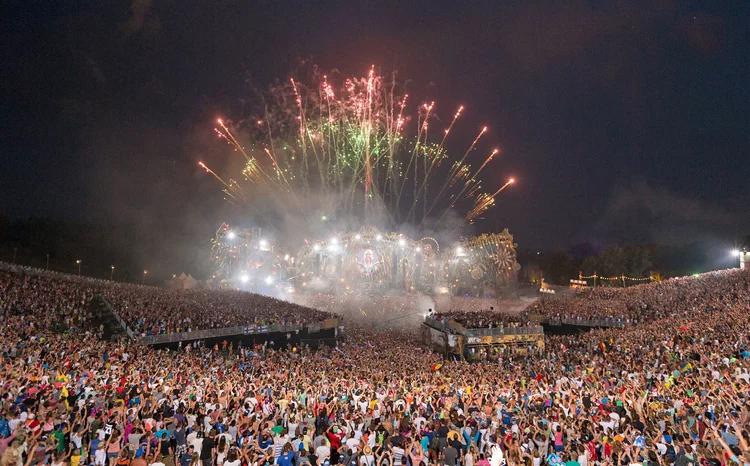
[413, 417, 426, 431]
[359, 446, 375, 466]
[315, 440, 331, 461]
[599, 419, 615, 434]
[577, 446, 589, 466]
[8, 417, 22, 433]
[94, 446, 107, 466]
[190, 434, 203, 454]
[288, 422, 298, 438]
[345, 437, 359, 451]
[465, 449, 475, 466]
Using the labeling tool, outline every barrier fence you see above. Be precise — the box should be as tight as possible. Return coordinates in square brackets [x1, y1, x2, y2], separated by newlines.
[547, 317, 626, 329]
[464, 326, 544, 337]
[136, 318, 338, 345]
[98, 296, 136, 339]
[424, 317, 544, 336]
[425, 315, 626, 333]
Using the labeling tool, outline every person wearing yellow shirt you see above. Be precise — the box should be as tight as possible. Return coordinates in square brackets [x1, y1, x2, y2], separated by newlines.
[278, 398, 289, 412]
[70, 446, 86, 466]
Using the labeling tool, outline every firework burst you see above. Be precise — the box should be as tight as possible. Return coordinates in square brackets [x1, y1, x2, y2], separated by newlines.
[204, 67, 515, 228]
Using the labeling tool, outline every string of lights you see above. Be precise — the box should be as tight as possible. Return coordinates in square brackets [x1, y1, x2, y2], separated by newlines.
[579, 274, 652, 281]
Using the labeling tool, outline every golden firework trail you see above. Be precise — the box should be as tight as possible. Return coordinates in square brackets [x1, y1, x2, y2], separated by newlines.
[466, 178, 515, 223]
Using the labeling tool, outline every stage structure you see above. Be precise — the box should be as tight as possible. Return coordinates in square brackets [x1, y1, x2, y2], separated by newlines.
[208, 223, 292, 292]
[291, 227, 520, 296]
[441, 232, 521, 296]
[421, 317, 544, 361]
[209, 224, 520, 296]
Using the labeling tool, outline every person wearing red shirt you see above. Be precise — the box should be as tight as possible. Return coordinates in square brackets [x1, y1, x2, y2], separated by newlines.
[326, 426, 344, 465]
[26, 414, 41, 435]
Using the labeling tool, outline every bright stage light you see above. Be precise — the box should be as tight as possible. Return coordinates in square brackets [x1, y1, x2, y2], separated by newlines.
[240, 275, 249, 283]
[355, 234, 361, 240]
[398, 238, 406, 247]
[284, 254, 290, 260]
[330, 237, 338, 245]
[376, 234, 383, 241]
[313, 244, 321, 251]
[259, 239, 268, 248]
[415, 247, 421, 252]
[456, 246, 464, 254]
[264, 276, 273, 285]
[733, 250, 740, 257]
[227, 231, 236, 239]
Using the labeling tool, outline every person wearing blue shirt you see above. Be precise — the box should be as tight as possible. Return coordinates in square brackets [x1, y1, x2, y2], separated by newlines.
[721, 428, 739, 448]
[180, 445, 195, 466]
[420, 435, 430, 454]
[0, 415, 10, 439]
[501, 411, 511, 426]
[277, 445, 295, 466]
[259, 434, 274, 451]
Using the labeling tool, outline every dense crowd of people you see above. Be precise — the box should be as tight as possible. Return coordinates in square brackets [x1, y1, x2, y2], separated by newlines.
[0, 267, 97, 334]
[524, 269, 749, 324]
[1, 263, 750, 466]
[0, 263, 333, 338]
[101, 288, 333, 337]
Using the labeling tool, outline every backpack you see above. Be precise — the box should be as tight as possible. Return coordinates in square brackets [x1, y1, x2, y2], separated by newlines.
[377, 431, 386, 445]
[665, 444, 676, 463]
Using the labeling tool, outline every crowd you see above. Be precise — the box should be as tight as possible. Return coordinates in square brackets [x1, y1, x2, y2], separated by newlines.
[1, 264, 750, 466]
[0, 263, 333, 338]
[524, 269, 750, 324]
[0, 267, 97, 334]
[100, 288, 333, 337]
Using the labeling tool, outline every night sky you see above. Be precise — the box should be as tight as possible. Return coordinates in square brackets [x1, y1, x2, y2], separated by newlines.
[2, 0, 749, 277]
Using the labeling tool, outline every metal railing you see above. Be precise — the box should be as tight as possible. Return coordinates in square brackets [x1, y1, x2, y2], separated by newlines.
[139, 323, 308, 345]
[424, 318, 451, 332]
[463, 325, 543, 337]
[424, 317, 543, 336]
[100, 298, 136, 339]
[99, 294, 340, 345]
[547, 317, 626, 329]
[136, 319, 341, 345]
